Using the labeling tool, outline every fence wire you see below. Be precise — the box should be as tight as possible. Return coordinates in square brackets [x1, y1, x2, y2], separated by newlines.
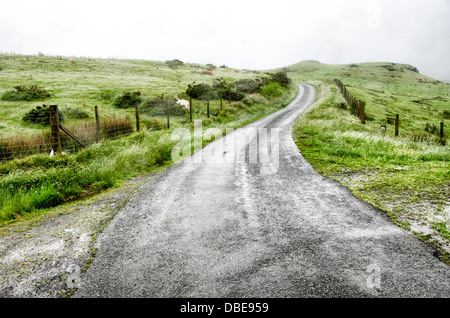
[0, 116, 135, 162]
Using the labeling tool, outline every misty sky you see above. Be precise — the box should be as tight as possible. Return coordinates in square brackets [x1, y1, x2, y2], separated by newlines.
[1, 0, 449, 81]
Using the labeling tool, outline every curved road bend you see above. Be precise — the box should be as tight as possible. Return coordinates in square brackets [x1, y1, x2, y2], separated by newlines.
[75, 84, 450, 297]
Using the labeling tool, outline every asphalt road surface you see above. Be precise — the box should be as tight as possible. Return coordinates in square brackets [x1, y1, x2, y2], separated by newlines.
[75, 84, 450, 298]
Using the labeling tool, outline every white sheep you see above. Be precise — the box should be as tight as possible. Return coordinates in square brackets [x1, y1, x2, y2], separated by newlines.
[174, 96, 190, 110]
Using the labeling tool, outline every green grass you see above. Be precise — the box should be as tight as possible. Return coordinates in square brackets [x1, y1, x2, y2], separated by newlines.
[0, 54, 297, 223]
[287, 61, 449, 258]
[0, 54, 262, 137]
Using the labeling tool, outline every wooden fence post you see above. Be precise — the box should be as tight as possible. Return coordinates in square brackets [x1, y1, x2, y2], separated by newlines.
[166, 100, 170, 129]
[95, 105, 100, 143]
[440, 122, 444, 143]
[135, 103, 140, 132]
[207, 99, 210, 118]
[220, 96, 223, 110]
[190, 97, 192, 122]
[360, 101, 365, 124]
[395, 114, 399, 136]
[49, 105, 61, 153]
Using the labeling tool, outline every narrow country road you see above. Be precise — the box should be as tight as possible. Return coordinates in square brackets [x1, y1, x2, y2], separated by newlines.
[75, 84, 450, 298]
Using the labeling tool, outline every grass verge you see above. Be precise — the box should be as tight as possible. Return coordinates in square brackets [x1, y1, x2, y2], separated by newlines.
[293, 80, 450, 264]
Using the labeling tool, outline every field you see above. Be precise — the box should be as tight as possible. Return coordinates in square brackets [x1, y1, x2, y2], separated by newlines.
[286, 61, 450, 262]
[0, 53, 297, 223]
[0, 54, 264, 137]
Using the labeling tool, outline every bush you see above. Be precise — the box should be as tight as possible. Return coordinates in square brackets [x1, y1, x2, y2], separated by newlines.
[141, 97, 186, 116]
[1, 84, 51, 101]
[269, 71, 291, 87]
[166, 59, 184, 69]
[443, 110, 450, 120]
[235, 78, 267, 94]
[186, 82, 215, 100]
[23, 104, 64, 126]
[260, 82, 283, 98]
[113, 91, 142, 108]
[63, 107, 90, 119]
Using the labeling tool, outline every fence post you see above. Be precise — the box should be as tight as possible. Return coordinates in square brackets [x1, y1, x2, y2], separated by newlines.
[228, 88, 231, 104]
[190, 97, 192, 122]
[360, 101, 365, 124]
[395, 114, 399, 136]
[440, 122, 444, 143]
[135, 103, 140, 132]
[207, 99, 210, 118]
[220, 95, 223, 110]
[95, 106, 100, 143]
[49, 105, 61, 153]
[166, 100, 170, 129]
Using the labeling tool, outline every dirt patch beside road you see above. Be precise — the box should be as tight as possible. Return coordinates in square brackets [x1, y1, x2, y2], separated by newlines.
[0, 173, 159, 297]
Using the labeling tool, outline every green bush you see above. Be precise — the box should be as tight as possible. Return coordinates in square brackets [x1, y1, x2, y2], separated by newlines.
[63, 107, 90, 119]
[260, 82, 283, 98]
[270, 71, 291, 87]
[235, 78, 267, 94]
[186, 82, 215, 100]
[166, 59, 184, 69]
[23, 104, 64, 126]
[141, 96, 187, 116]
[113, 91, 142, 108]
[1, 84, 51, 101]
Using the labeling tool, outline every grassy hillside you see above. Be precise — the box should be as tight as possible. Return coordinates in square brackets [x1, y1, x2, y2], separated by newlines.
[286, 61, 450, 262]
[0, 54, 298, 223]
[0, 54, 262, 137]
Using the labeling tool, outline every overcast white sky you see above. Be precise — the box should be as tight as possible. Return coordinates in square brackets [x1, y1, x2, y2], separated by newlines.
[1, 0, 449, 81]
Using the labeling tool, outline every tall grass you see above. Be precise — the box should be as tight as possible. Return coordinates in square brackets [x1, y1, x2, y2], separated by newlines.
[0, 116, 134, 161]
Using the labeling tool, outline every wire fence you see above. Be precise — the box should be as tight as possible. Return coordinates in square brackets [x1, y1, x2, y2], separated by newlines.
[334, 78, 446, 144]
[0, 106, 135, 162]
[0, 92, 226, 162]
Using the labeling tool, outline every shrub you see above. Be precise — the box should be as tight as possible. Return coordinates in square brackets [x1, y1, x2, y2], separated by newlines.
[113, 91, 142, 108]
[235, 78, 266, 94]
[141, 97, 186, 116]
[269, 71, 291, 87]
[443, 110, 450, 120]
[63, 107, 90, 119]
[186, 82, 215, 100]
[166, 59, 184, 69]
[23, 104, 64, 126]
[260, 82, 283, 98]
[1, 84, 51, 101]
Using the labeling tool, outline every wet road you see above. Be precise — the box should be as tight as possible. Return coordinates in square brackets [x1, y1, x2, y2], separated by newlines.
[75, 84, 450, 297]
